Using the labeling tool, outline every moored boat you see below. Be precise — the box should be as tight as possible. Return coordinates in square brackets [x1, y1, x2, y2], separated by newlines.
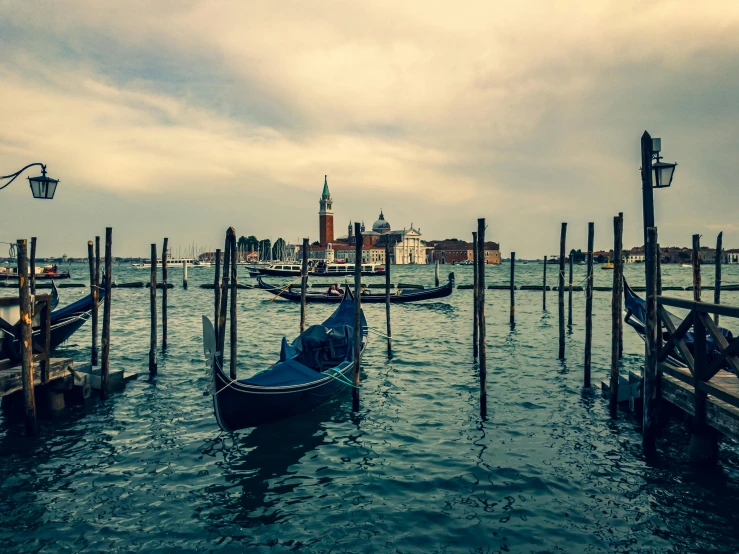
[256, 272, 455, 303]
[203, 286, 367, 431]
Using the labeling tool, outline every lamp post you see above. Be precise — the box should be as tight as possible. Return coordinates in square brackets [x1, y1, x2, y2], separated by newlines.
[640, 132, 677, 247]
[0, 163, 60, 199]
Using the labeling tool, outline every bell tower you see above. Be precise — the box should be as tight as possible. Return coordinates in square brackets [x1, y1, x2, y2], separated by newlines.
[319, 175, 334, 246]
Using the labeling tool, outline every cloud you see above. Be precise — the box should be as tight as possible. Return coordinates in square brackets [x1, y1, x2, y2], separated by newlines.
[1, 1, 738, 256]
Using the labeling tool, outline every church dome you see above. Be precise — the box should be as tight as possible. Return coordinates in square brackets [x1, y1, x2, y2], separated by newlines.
[372, 210, 391, 233]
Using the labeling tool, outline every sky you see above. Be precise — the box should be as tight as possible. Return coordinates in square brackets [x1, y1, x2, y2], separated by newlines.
[1, 1, 738, 259]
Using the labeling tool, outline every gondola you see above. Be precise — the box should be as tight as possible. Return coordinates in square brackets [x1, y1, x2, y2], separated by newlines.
[624, 279, 735, 371]
[255, 272, 455, 303]
[203, 286, 368, 431]
[0, 281, 104, 361]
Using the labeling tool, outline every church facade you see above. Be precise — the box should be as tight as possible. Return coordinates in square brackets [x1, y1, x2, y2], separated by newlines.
[312, 177, 427, 265]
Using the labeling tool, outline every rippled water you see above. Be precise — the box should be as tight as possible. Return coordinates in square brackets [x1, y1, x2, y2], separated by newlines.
[1, 261, 739, 553]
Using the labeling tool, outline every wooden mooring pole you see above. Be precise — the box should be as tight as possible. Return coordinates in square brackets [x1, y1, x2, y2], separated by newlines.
[149, 243, 157, 375]
[229, 234, 238, 380]
[610, 213, 623, 417]
[472, 232, 479, 359]
[558, 223, 567, 359]
[542, 256, 547, 310]
[584, 223, 594, 387]
[435, 260, 440, 288]
[353, 222, 362, 412]
[214, 249, 221, 345]
[30, 237, 37, 295]
[509, 252, 515, 326]
[101, 228, 112, 398]
[162, 237, 168, 351]
[183, 259, 188, 289]
[300, 238, 308, 334]
[17, 239, 37, 435]
[643, 226, 659, 454]
[477, 218, 487, 416]
[87, 241, 98, 366]
[385, 241, 392, 356]
[715, 232, 723, 326]
[217, 230, 233, 369]
[567, 254, 573, 327]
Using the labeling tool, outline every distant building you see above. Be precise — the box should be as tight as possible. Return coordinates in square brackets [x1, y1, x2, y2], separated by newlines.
[726, 249, 739, 264]
[426, 239, 501, 264]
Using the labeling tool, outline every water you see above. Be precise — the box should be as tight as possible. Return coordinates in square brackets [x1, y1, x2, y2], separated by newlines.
[1, 261, 739, 553]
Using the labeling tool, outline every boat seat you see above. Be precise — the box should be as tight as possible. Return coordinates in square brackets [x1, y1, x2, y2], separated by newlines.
[293, 324, 352, 372]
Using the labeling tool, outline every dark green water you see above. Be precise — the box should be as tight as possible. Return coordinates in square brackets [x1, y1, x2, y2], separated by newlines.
[1, 261, 738, 553]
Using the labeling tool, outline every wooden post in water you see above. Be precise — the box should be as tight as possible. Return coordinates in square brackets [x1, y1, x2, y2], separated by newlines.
[435, 260, 440, 287]
[472, 232, 479, 359]
[16, 239, 37, 435]
[656, 244, 662, 296]
[183, 258, 188, 290]
[162, 237, 168, 351]
[643, 226, 659, 454]
[618, 213, 623, 360]
[149, 243, 157, 375]
[543, 256, 547, 310]
[353, 222, 362, 412]
[101, 228, 112, 398]
[229, 234, 238, 380]
[568, 254, 573, 327]
[93, 237, 100, 365]
[87, 240, 98, 366]
[715, 232, 723, 326]
[584, 222, 594, 387]
[510, 252, 515, 325]
[300, 238, 309, 334]
[558, 223, 567, 359]
[477, 218, 487, 416]
[610, 213, 623, 416]
[30, 237, 37, 295]
[217, 230, 233, 369]
[385, 241, 392, 356]
[214, 249, 221, 344]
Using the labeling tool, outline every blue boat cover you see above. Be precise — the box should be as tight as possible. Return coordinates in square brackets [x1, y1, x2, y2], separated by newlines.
[244, 292, 365, 387]
[624, 280, 734, 370]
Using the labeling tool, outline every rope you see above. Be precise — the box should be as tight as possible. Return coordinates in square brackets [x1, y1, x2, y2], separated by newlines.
[268, 275, 304, 302]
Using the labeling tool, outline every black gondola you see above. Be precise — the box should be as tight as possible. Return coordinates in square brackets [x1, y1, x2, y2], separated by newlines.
[255, 272, 455, 303]
[0, 281, 104, 361]
[203, 286, 367, 431]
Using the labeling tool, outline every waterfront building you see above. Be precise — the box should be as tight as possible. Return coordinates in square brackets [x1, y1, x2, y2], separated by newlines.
[727, 249, 739, 264]
[426, 239, 501, 264]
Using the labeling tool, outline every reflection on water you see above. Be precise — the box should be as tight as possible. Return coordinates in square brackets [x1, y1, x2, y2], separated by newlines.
[0, 262, 738, 552]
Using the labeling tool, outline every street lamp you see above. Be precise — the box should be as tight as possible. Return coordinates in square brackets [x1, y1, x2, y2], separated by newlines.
[0, 163, 60, 199]
[640, 132, 677, 247]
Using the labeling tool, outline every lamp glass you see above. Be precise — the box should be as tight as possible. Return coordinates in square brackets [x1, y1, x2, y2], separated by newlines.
[28, 175, 59, 199]
[652, 161, 676, 189]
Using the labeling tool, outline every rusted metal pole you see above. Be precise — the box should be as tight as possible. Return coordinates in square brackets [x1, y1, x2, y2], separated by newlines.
[17, 239, 37, 435]
[610, 213, 623, 417]
[543, 256, 547, 310]
[30, 237, 37, 295]
[510, 252, 515, 325]
[217, 229, 233, 369]
[558, 223, 567, 359]
[87, 240, 98, 366]
[300, 238, 309, 334]
[230, 234, 238, 380]
[584, 222, 594, 387]
[149, 243, 157, 375]
[353, 222, 362, 412]
[643, 226, 659, 454]
[162, 237, 168, 350]
[101, 228, 112, 398]
[385, 241, 392, 356]
[214, 249, 221, 345]
[477, 218, 487, 417]
[472, 232, 478, 359]
[715, 232, 723, 326]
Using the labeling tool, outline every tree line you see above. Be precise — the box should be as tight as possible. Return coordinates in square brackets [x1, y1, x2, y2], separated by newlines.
[236, 236, 288, 261]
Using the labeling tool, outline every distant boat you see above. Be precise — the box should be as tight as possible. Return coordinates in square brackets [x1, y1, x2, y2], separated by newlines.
[681, 263, 692, 268]
[132, 257, 196, 268]
[601, 257, 614, 270]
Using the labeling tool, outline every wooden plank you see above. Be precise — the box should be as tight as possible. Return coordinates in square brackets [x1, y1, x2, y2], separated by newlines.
[697, 312, 739, 377]
[659, 306, 695, 373]
[0, 358, 73, 397]
[658, 308, 694, 363]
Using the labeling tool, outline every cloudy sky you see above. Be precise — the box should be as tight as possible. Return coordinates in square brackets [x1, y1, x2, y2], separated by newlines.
[1, 1, 737, 258]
